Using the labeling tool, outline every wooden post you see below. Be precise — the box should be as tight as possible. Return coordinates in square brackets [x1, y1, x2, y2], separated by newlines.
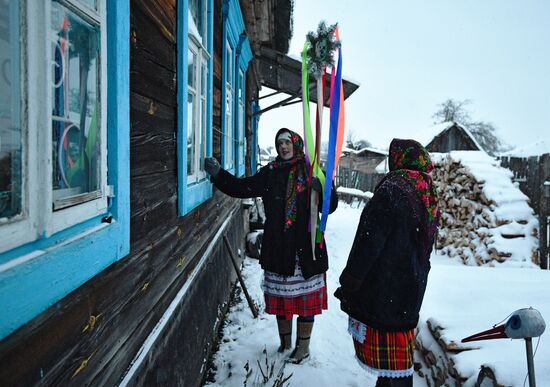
[223, 234, 258, 318]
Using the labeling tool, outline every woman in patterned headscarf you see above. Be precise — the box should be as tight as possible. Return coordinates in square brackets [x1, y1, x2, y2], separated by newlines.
[205, 128, 338, 363]
[335, 139, 439, 387]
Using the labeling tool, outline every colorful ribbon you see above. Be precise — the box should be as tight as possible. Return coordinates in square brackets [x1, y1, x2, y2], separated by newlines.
[320, 27, 345, 231]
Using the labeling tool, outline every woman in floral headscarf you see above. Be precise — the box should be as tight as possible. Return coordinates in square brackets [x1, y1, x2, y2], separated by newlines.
[205, 128, 338, 363]
[335, 139, 439, 387]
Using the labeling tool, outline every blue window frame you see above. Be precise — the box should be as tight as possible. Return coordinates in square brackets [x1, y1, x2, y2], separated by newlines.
[221, 0, 251, 176]
[0, 0, 130, 340]
[251, 101, 261, 173]
[177, 0, 214, 215]
[234, 34, 251, 177]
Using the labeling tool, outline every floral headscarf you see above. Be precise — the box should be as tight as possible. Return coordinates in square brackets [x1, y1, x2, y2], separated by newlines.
[378, 139, 439, 260]
[389, 138, 438, 223]
[270, 128, 308, 230]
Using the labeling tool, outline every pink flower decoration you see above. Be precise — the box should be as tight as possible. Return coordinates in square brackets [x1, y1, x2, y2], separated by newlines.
[416, 179, 428, 191]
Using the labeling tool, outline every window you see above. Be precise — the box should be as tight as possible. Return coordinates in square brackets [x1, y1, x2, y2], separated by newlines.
[186, 0, 208, 184]
[236, 69, 245, 176]
[1, 0, 107, 253]
[51, 2, 104, 211]
[0, 0, 130, 340]
[223, 43, 234, 170]
[221, 1, 251, 176]
[0, 0, 22, 228]
[177, 0, 213, 215]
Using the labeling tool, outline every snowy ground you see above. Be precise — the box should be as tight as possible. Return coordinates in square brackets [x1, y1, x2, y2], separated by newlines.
[205, 202, 550, 387]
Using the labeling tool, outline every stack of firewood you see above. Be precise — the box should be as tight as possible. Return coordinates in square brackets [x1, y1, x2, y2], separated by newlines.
[431, 154, 538, 266]
[415, 319, 503, 386]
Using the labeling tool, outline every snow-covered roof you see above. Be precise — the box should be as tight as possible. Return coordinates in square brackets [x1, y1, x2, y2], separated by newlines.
[501, 137, 550, 157]
[341, 146, 388, 157]
[419, 121, 485, 152]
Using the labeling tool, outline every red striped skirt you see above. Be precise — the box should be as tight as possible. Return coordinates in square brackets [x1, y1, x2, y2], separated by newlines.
[351, 319, 415, 376]
[264, 285, 327, 319]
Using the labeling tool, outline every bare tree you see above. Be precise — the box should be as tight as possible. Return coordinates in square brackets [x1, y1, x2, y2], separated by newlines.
[432, 99, 472, 125]
[468, 121, 509, 156]
[345, 129, 357, 149]
[432, 99, 509, 155]
[345, 129, 371, 150]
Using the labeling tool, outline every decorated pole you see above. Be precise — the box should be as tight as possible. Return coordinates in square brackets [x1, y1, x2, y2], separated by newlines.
[302, 22, 341, 258]
[321, 26, 345, 231]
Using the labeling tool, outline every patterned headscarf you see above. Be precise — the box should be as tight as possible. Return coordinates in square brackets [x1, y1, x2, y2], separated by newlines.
[270, 128, 308, 230]
[379, 139, 439, 260]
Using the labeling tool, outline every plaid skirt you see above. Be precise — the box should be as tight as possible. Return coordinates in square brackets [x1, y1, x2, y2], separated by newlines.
[262, 257, 328, 319]
[264, 283, 327, 319]
[349, 317, 415, 378]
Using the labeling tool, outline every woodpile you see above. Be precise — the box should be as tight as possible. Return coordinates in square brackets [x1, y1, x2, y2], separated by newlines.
[432, 154, 538, 266]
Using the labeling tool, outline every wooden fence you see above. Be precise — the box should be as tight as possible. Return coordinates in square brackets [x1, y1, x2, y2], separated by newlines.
[499, 153, 550, 269]
[334, 168, 384, 194]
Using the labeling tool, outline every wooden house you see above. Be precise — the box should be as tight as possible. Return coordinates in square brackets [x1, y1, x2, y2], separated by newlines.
[336, 147, 388, 192]
[0, 1, 302, 385]
[425, 121, 483, 153]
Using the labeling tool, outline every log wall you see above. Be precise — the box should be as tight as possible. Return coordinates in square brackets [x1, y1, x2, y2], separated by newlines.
[0, 1, 249, 386]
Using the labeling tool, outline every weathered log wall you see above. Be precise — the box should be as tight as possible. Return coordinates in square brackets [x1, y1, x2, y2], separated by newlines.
[0, 1, 248, 386]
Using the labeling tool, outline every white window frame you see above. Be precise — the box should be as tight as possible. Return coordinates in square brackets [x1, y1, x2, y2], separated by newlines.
[0, 0, 108, 254]
[224, 42, 234, 170]
[237, 68, 245, 173]
[186, 34, 209, 184]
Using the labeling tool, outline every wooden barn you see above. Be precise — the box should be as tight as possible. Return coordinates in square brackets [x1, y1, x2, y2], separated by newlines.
[0, 1, 302, 386]
[424, 121, 483, 153]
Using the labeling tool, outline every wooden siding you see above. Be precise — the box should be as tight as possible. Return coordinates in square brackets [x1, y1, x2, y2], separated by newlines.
[0, 1, 247, 386]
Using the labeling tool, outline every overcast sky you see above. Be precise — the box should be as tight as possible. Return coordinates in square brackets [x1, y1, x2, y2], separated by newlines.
[258, 0, 550, 151]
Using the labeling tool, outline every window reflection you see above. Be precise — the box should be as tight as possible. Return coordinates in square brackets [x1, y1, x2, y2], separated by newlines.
[51, 2, 101, 208]
[0, 0, 22, 220]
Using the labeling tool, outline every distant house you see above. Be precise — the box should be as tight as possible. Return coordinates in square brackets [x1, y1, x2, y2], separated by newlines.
[339, 147, 388, 174]
[336, 147, 388, 192]
[259, 146, 277, 166]
[425, 122, 484, 153]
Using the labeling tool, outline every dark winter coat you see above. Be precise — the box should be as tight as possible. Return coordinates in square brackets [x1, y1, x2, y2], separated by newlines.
[335, 175, 435, 331]
[212, 166, 338, 279]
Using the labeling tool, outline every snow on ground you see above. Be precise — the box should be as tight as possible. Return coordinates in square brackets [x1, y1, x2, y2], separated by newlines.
[205, 202, 550, 387]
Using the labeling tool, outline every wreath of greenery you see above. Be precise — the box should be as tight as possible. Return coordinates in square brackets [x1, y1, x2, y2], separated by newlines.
[306, 21, 341, 78]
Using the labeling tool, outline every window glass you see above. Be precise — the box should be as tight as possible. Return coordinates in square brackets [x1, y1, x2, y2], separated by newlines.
[225, 44, 233, 168]
[188, 0, 204, 45]
[187, 91, 195, 176]
[78, 0, 97, 10]
[0, 0, 22, 220]
[200, 61, 207, 171]
[51, 2, 101, 209]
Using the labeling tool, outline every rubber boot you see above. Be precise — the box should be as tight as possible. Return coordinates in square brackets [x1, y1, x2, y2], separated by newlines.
[288, 321, 313, 364]
[277, 318, 292, 352]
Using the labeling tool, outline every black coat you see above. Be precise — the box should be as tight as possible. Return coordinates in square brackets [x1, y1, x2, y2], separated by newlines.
[212, 165, 338, 279]
[335, 175, 435, 331]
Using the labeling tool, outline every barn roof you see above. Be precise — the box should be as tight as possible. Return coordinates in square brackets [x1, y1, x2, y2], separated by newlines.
[424, 122, 484, 152]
